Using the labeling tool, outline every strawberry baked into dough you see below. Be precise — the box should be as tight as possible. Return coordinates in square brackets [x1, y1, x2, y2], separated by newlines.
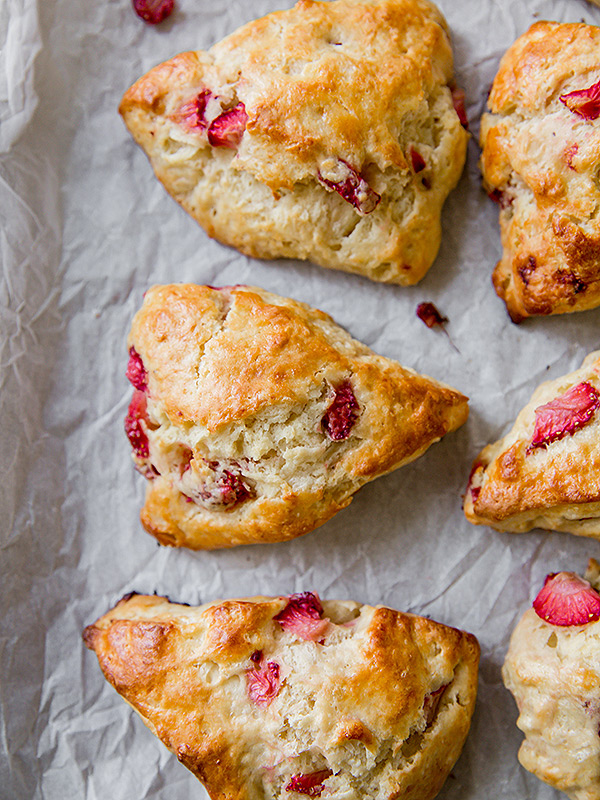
[119, 0, 468, 285]
[125, 284, 469, 550]
[464, 351, 600, 538]
[84, 592, 480, 800]
[503, 561, 600, 800]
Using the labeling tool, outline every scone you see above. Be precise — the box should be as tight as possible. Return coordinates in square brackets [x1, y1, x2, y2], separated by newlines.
[481, 21, 600, 321]
[125, 284, 469, 549]
[83, 591, 480, 800]
[119, 0, 468, 285]
[464, 351, 600, 537]
[503, 560, 600, 800]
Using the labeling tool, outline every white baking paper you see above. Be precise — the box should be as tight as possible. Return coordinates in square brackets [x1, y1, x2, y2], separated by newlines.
[2, 0, 600, 797]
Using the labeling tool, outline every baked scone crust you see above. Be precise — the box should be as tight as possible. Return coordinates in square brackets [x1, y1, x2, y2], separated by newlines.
[127, 284, 469, 549]
[464, 351, 600, 537]
[503, 562, 600, 800]
[84, 592, 480, 800]
[481, 22, 600, 321]
[119, 0, 467, 285]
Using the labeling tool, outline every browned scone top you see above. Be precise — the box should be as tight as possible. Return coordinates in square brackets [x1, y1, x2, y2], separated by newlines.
[464, 351, 600, 537]
[480, 21, 600, 321]
[119, 0, 468, 285]
[125, 284, 468, 550]
[83, 592, 480, 800]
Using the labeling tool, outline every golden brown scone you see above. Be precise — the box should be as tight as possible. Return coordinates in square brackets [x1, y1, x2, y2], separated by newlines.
[84, 591, 480, 800]
[480, 21, 600, 322]
[119, 0, 468, 286]
[503, 560, 600, 800]
[464, 351, 600, 537]
[125, 284, 469, 549]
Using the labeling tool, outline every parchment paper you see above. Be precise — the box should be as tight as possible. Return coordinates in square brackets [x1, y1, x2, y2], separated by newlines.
[2, 0, 600, 797]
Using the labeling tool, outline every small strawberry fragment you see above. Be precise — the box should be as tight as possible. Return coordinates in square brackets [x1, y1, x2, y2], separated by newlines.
[216, 468, 253, 506]
[560, 79, 600, 121]
[174, 90, 212, 131]
[208, 103, 248, 149]
[132, 0, 174, 25]
[246, 657, 281, 707]
[318, 160, 380, 215]
[488, 188, 513, 209]
[423, 683, 448, 727]
[416, 302, 447, 329]
[533, 572, 600, 626]
[126, 347, 147, 392]
[125, 390, 150, 458]
[275, 592, 329, 641]
[451, 87, 469, 129]
[322, 381, 359, 441]
[410, 147, 426, 174]
[528, 382, 600, 452]
[286, 770, 333, 797]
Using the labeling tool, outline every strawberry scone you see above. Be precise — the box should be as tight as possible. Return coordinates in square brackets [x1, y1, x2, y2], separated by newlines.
[503, 561, 600, 800]
[481, 22, 600, 321]
[125, 284, 469, 549]
[119, 0, 468, 285]
[464, 351, 600, 538]
[84, 591, 480, 800]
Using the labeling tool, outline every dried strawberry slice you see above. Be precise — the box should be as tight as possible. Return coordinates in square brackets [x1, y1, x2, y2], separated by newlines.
[126, 347, 147, 392]
[560, 79, 600, 121]
[174, 90, 212, 131]
[246, 657, 281, 707]
[322, 381, 359, 441]
[318, 160, 380, 215]
[451, 87, 469, 129]
[529, 382, 600, 451]
[132, 0, 174, 25]
[208, 103, 248, 148]
[286, 770, 333, 797]
[275, 592, 329, 641]
[410, 147, 426, 174]
[125, 390, 150, 458]
[533, 572, 600, 626]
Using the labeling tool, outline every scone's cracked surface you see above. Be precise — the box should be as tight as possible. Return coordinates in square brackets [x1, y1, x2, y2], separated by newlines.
[119, 0, 468, 285]
[125, 284, 468, 550]
[84, 592, 479, 800]
[481, 21, 600, 321]
[464, 351, 600, 538]
[503, 561, 600, 800]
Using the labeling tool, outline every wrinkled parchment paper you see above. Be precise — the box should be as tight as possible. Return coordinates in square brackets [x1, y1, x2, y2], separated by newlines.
[2, 0, 600, 797]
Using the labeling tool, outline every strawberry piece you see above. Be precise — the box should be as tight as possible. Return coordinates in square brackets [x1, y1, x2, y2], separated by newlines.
[274, 592, 329, 642]
[286, 770, 333, 797]
[529, 381, 600, 451]
[246, 657, 281, 707]
[423, 683, 448, 727]
[132, 0, 174, 25]
[125, 390, 150, 458]
[560, 79, 600, 120]
[451, 86, 469, 129]
[174, 90, 212, 131]
[318, 160, 380, 215]
[416, 302, 447, 329]
[126, 347, 147, 392]
[533, 572, 600, 626]
[216, 469, 253, 506]
[410, 147, 426, 174]
[322, 381, 359, 441]
[488, 188, 513, 209]
[208, 103, 248, 149]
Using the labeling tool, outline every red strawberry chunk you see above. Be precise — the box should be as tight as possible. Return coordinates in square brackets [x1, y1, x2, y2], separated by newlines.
[560, 79, 600, 120]
[322, 381, 359, 441]
[208, 103, 248, 148]
[451, 87, 469, 129]
[416, 302, 448, 329]
[423, 683, 448, 727]
[529, 382, 600, 451]
[274, 592, 329, 641]
[410, 147, 426, 174]
[216, 469, 253, 506]
[318, 160, 380, 215]
[286, 770, 333, 796]
[174, 90, 212, 131]
[246, 658, 281, 707]
[487, 188, 513, 209]
[125, 390, 150, 458]
[533, 572, 600, 626]
[126, 347, 147, 392]
[132, 0, 174, 25]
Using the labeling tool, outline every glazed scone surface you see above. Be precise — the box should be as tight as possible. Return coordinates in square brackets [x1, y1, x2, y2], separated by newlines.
[464, 351, 600, 537]
[119, 0, 468, 285]
[481, 21, 600, 321]
[126, 284, 469, 549]
[84, 592, 480, 800]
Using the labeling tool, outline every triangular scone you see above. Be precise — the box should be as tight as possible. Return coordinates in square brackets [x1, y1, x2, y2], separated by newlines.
[125, 284, 468, 549]
[464, 351, 600, 537]
[83, 592, 480, 800]
[119, 0, 468, 286]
